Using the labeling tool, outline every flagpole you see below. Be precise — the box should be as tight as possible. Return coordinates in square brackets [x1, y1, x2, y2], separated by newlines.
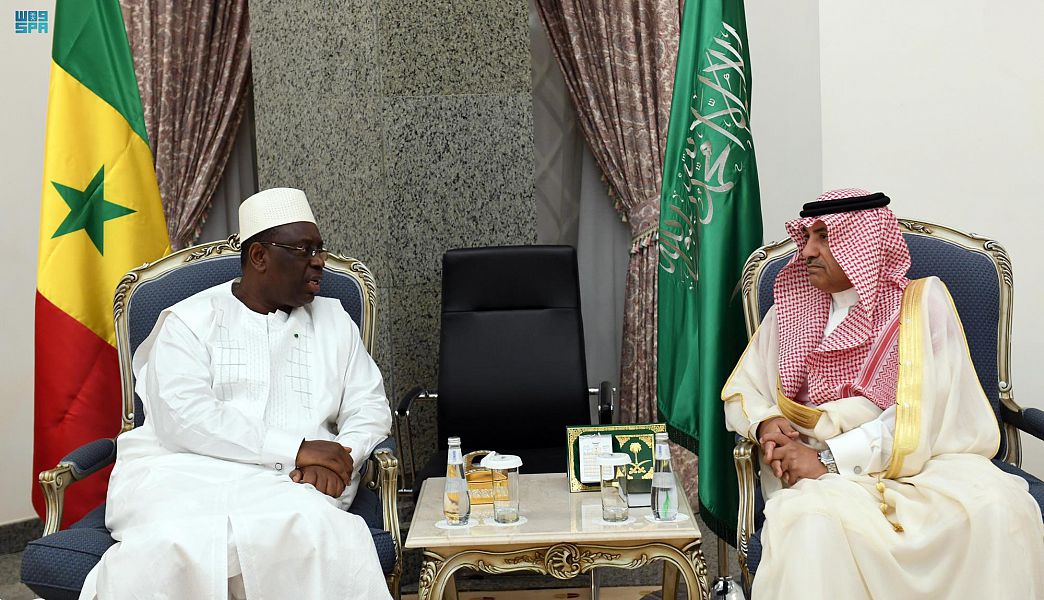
[718, 538, 728, 578]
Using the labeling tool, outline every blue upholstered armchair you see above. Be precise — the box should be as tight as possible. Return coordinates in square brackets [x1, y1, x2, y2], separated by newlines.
[20, 236, 403, 599]
[733, 218, 1044, 591]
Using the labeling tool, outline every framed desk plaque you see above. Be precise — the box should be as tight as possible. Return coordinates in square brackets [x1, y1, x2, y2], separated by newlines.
[565, 423, 667, 493]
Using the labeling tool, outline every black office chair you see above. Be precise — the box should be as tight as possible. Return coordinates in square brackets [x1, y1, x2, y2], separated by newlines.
[396, 245, 614, 496]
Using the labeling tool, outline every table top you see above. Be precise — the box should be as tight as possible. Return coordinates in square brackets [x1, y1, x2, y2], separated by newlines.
[404, 472, 701, 549]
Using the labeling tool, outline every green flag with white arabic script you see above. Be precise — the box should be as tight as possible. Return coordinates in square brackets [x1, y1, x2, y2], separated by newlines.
[657, 0, 763, 541]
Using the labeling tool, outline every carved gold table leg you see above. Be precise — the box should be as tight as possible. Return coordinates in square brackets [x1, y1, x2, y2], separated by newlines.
[442, 574, 458, 600]
[663, 561, 680, 599]
[418, 541, 709, 600]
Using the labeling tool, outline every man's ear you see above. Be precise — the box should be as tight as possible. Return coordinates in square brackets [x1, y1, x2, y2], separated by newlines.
[248, 242, 267, 273]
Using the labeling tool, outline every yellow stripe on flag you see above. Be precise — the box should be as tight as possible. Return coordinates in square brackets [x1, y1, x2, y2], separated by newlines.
[37, 61, 170, 346]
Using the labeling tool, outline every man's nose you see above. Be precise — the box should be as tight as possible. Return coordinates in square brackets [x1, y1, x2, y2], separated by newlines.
[801, 241, 817, 259]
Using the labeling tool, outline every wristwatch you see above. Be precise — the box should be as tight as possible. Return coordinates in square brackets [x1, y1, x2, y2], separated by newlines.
[818, 449, 839, 474]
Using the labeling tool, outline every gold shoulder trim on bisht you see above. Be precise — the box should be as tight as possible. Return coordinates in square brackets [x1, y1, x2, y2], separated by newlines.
[884, 278, 928, 479]
[775, 379, 823, 430]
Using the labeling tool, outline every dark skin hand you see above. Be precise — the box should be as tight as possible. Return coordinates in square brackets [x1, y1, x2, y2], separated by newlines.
[757, 416, 800, 477]
[290, 464, 347, 498]
[295, 440, 354, 485]
[772, 439, 828, 485]
[757, 416, 827, 484]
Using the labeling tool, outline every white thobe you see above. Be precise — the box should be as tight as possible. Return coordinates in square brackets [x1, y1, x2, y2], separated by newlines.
[819, 286, 897, 477]
[80, 281, 394, 600]
[723, 276, 1044, 599]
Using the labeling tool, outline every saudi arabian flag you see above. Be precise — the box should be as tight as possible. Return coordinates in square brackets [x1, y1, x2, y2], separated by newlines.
[656, 0, 762, 540]
[34, 0, 170, 525]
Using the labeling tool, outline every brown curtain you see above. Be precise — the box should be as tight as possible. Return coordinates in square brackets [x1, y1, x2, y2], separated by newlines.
[120, 0, 253, 249]
[534, 0, 681, 422]
[535, 1, 701, 503]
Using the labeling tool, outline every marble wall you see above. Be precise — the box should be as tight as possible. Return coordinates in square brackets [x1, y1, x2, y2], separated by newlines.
[249, 0, 537, 479]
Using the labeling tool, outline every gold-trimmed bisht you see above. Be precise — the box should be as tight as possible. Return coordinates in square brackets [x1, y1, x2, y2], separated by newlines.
[877, 277, 929, 533]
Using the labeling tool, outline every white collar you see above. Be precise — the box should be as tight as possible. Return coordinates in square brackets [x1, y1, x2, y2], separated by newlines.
[830, 286, 860, 310]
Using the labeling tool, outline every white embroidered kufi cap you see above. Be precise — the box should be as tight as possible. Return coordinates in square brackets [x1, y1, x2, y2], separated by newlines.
[238, 187, 316, 241]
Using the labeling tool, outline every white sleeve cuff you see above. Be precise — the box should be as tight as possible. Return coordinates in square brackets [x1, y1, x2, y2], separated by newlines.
[337, 435, 371, 475]
[825, 427, 873, 476]
[260, 429, 303, 472]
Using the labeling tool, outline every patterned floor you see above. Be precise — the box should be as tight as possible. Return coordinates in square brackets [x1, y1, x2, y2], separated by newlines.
[404, 587, 665, 600]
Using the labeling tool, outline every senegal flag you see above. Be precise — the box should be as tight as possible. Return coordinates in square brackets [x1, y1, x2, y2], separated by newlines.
[656, 0, 762, 541]
[34, 0, 169, 525]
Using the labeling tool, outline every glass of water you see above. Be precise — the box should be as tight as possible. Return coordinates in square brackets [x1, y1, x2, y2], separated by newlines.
[598, 453, 631, 522]
[481, 452, 523, 524]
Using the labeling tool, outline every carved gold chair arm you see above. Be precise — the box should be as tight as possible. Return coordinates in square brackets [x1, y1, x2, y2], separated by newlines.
[734, 437, 758, 592]
[371, 447, 402, 599]
[39, 437, 119, 536]
[39, 464, 77, 537]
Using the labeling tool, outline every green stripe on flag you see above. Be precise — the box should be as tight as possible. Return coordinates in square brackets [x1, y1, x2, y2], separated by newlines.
[656, 0, 763, 543]
[51, 0, 149, 144]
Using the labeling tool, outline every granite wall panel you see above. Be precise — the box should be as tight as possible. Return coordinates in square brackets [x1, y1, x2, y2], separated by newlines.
[379, 0, 529, 97]
[250, 0, 536, 485]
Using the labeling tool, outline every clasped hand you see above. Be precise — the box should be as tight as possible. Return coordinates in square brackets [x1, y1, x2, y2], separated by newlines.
[757, 417, 827, 486]
[292, 440, 354, 498]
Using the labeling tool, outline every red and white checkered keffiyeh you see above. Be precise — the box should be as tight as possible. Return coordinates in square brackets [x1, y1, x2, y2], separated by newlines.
[774, 188, 911, 409]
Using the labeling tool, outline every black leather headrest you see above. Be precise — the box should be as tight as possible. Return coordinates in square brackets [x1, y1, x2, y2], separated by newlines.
[442, 246, 581, 312]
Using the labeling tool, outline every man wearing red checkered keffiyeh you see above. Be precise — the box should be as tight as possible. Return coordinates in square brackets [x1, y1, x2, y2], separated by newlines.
[721, 189, 1044, 599]
[775, 187, 909, 411]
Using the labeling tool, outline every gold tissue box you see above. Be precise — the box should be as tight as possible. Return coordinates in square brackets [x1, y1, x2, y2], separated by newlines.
[463, 450, 506, 505]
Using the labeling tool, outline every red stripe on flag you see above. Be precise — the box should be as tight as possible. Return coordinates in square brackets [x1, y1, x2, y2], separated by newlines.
[34, 292, 121, 526]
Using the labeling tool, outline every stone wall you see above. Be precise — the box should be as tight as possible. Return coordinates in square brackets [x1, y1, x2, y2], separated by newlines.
[249, 0, 537, 478]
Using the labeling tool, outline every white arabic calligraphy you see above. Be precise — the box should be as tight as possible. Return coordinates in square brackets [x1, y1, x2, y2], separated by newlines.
[659, 21, 752, 283]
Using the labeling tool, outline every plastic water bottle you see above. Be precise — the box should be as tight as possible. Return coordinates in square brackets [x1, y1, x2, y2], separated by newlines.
[651, 432, 678, 521]
[443, 437, 471, 526]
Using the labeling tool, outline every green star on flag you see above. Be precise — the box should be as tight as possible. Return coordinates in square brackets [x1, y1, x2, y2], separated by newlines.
[51, 165, 136, 254]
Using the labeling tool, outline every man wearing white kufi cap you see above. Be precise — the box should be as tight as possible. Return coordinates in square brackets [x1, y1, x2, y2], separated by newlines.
[81, 188, 394, 599]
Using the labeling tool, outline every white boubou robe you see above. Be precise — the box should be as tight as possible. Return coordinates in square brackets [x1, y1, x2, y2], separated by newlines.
[80, 281, 394, 600]
[723, 276, 1044, 599]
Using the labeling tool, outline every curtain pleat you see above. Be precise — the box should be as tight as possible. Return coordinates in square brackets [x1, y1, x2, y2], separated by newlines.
[120, 0, 253, 249]
[533, 0, 680, 423]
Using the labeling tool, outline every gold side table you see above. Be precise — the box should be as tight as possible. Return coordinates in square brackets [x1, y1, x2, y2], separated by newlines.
[405, 472, 709, 600]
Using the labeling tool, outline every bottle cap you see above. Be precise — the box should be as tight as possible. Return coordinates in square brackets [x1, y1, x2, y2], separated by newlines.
[447, 436, 461, 446]
[655, 432, 669, 442]
[596, 452, 632, 467]
[479, 452, 523, 470]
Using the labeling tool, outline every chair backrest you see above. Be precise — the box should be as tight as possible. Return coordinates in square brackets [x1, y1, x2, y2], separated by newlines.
[437, 246, 591, 450]
[739, 218, 1018, 462]
[113, 236, 377, 431]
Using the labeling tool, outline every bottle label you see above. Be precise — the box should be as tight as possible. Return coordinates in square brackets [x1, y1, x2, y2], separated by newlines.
[655, 443, 671, 460]
[653, 472, 675, 488]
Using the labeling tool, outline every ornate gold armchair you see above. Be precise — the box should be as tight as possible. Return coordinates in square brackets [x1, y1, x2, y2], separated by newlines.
[22, 236, 403, 599]
[732, 218, 1044, 591]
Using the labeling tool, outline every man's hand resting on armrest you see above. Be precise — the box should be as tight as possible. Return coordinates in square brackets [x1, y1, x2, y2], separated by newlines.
[291, 464, 348, 498]
[757, 416, 800, 479]
[295, 440, 354, 485]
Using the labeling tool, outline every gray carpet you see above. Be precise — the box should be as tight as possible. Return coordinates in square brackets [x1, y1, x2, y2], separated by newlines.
[0, 552, 35, 600]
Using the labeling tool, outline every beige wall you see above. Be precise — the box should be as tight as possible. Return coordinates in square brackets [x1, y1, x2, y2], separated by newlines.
[747, 0, 823, 239]
[0, 0, 54, 525]
[817, 0, 1044, 474]
[749, 0, 1044, 474]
